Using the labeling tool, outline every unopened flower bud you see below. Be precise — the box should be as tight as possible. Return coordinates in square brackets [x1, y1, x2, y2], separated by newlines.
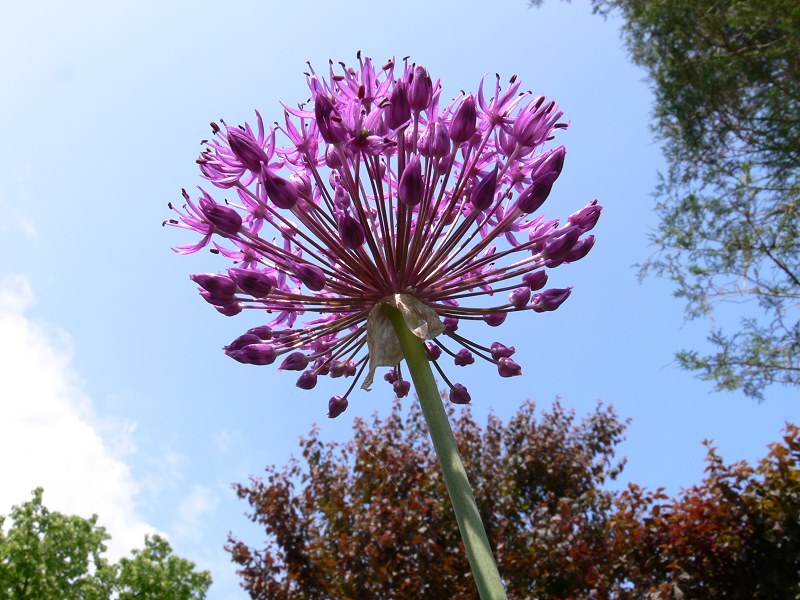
[385, 81, 411, 130]
[292, 263, 326, 291]
[327, 395, 348, 418]
[449, 383, 471, 405]
[246, 325, 273, 340]
[227, 127, 269, 173]
[334, 184, 350, 208]
[315, 93, 346, 144]
[280, 352, 309, 371]
[419, 121, 450, 157]
[296, 370, 318, 390]
[470, 166, 498, 212]
[398, 155, 423, 206]
[483, 312, 507, 327]
[191, 273, 237, 297]
[228, 267, 276, 297]
[393, 379, 411, 398]
[544, 227, 581, 266]
[198, 289, 229, 306]
[199, 198, 242, 235]
[454, 349, 475, 366]
[214, 302, 242, 316]
[532, 287, 572, 312]
[449, 94, 477, 144]
[337, 212, 366, 249]
[330, 361, 346, 378]
[568, 200, 602, 232]
[225, 333, 262, 353]
[565, 235, 595, 263]
[409, 66, 433, 112]
[237, 343, 277, 365]
[539, 145, 566, 177]
[383, 369, 398, 384]
[490, 342, 516, 360]
[522, 270, 548, 291]
[325, 144, 343, 169]
[497, 357, 522, 377]
[261, 165, 298, 210]
[290, 171, 312, 199]
[509, 287, 531, 309]
[425, 342, 442, 360]
[515, 170, 559, 214]
[498, 127, 516, 156]
[313, 358, 331, 376]
[443, 317, 459, 332]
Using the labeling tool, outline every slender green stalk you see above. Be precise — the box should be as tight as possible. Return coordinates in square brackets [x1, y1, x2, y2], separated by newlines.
[384, 305, 507, 600]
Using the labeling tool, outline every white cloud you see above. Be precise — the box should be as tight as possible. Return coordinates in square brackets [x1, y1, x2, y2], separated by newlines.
[175, 485, 220, 541]
[213, 429, 244, 455]
[0, 274, 154, 560]
[0, 165, 37, 240]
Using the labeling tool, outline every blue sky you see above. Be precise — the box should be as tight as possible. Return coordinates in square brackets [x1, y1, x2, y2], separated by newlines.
[1, 1, 797, 598]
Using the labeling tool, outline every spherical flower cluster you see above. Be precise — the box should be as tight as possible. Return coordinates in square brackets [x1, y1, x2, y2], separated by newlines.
[167, 55, 601, 417]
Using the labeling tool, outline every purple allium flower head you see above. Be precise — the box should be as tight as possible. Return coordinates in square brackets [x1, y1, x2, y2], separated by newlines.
[168, 55, 602, 417]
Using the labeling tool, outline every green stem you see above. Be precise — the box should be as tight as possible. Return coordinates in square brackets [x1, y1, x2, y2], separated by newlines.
[384, 306, 507, 600]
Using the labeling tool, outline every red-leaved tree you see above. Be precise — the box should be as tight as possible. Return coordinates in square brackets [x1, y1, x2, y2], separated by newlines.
[227, 399, 800, 599]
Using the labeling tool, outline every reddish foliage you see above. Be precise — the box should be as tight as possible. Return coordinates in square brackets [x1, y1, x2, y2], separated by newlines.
[613, 424, 800, 598]
[227, 401, 800, 599]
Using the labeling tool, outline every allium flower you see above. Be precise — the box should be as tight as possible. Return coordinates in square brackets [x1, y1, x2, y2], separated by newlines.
[167, 55, 601, 417]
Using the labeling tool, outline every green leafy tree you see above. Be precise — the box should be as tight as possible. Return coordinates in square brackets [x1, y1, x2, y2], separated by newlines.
[0, 489, 212, 600]
[533, 0, 800, 398]
[228, 397, 800, 598]
[0, 488, 115, 599]
[116, 535, 213, 600]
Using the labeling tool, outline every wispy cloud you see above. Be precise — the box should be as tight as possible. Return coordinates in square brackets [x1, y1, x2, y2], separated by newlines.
[175, 485, 220, 541]
[0, 274, 154, 560]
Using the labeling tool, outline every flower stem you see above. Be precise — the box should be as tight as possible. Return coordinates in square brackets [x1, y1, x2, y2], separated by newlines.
[384, 305, 507, 600]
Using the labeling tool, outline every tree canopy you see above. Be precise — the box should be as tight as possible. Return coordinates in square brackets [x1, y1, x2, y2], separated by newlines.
[533, 0, 800, 398]
[0, 489, 212, 600]
[227, 398, 800, 598]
